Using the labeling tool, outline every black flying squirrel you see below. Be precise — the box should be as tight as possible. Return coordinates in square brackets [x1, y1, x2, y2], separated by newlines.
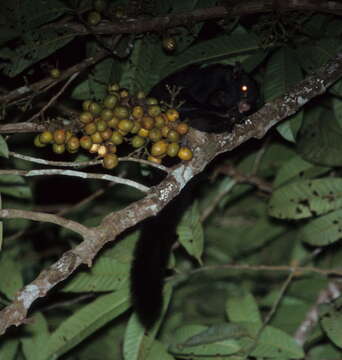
[150, 63, 259, 133]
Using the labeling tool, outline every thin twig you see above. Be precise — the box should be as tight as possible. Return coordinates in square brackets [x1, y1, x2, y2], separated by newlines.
[4, 182, 116, 243]
[0, 169, 149, 193]
[200, 179, 236, 222]
[190, 263, 342, 277]
[9, 151, 102, 168]
[9, 152, 169, 172]
[119, 156, 169, 172]
[0, 209, 91, 238]
[243, 271, 295, 359]
[213, 164, 273, 193]
[27, 73, 80, 123]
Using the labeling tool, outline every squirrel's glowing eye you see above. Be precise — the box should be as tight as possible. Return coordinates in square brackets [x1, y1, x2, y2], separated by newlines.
[241, 85, 248, 92]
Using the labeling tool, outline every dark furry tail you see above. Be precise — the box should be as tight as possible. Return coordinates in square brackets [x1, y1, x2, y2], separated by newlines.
[130, 215, 174, 328]
[130, 190, 189, 329]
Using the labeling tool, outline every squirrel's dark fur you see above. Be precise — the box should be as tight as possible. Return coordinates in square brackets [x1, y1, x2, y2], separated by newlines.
[150, 63, 259, 133]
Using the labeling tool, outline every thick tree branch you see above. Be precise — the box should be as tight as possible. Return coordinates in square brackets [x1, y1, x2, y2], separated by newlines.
[0, 52, 341, 336]
[54, 2, 342, 35]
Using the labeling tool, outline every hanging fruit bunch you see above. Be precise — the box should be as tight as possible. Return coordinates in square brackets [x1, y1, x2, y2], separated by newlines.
[34, 83, 193, 170]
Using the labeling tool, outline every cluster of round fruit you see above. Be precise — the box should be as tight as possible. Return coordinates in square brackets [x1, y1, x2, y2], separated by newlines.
[34, 84, 193, 169]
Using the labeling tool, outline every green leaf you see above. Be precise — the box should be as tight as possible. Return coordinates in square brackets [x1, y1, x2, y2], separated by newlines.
[269, 178, 342, 220]
[0, 27, 20, 46]
[177, 202, 204, 264]
[123, 284, 173, 360]
[333, 96, 342, 129]
[242, 49, 269, 73]
[0, 135, 9, 158]
[1, 0, 69, 32]
[264, 47, 303, 101]
[0, 192, 2, 250]
[242, 324, 304, 358]
[238, 216, 286, 252]
[300, 208, 342, 246]
[72, 56, 119, 101]
[0, 255, 23, 299]
[0, 221, 2, 251]
[263, 47, 303, 142]
[274, 155, 330, 188]
[169, 324, 241, 358]
[302, 14, 327, 37]
[330, 79, 342, 128]
[199, 177, 236, 215]
[331, 78, 342, 97]
[44, 288, 131, 359]
[21, 313, 50, 360]
[120, 37, 169, 94]
[276, 111, 303, 143]
[225, 293, 262, 327]
[62, 257, 130, 292]
[325, 19, 342, 36]
[0, 338, 19, 360]
[297, 107, 342, 167]
[183, 323, 250, 346]
[308, 343, 342, 360]
[296, 38, 341, 73]
[147, 340, 174, 360]
[156, 32, 260, 85]
[3, 28, 75, 77]
[319, 296, 342, 348]
[0, 175, 32, 199]
[104, 230, 140, 263]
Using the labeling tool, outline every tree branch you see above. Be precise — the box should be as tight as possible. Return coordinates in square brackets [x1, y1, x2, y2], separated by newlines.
[294, 281, 341, 345]
[52, 2, 342, 35]
[0, 169, 149, 193]
[0, 209, 91, 238]
[0, 50, 108, 106]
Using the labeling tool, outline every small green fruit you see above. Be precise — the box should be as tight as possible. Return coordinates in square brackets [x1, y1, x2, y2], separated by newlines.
[87, 11, 101, 26]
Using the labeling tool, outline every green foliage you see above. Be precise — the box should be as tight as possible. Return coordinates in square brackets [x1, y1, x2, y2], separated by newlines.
[264, 47, 303, 142]
[297, 107, 342, 166]
[177, 201, 204, 264]
[42, 288, 131, 359]
[157, 30, 260, 82]
[0, 1, 342, 359]
[169, 324, 241, 358]
[269, 178, 342, 220]
[123, 284, 173, 360]
[0, 175, 32, 199]
[2, 28, 75, 77]
[225, 292, 262, 326]
[300, 208, 342, 246]
[0, 135, 9, 158]
[0, 255, 23, 299]
[319, 296, 342, 349]
[21, 313, 50, 360]
[0, 338, 19, 360]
